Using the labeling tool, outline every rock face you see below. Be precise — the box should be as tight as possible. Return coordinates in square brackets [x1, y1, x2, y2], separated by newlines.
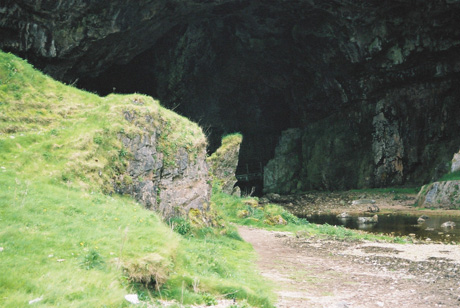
[452, 151, 460, 173]
[115, 109, 211, 220]
[264, 129, 302, 194]
[2, 1, 460, 192]
[416, 181, 460, 209]
[207, 134, 242, 195]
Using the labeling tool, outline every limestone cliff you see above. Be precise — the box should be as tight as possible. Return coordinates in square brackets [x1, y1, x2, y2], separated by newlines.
[2, 0, 460, 192]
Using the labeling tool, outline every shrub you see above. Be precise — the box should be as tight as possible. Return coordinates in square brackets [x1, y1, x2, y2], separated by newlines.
[168, 217, 191, 235]
[80, 249, 105, 270]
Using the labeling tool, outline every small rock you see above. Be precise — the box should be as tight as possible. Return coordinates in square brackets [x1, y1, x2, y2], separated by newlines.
[0, 247, 3, 252]
[29, 297, 43, 305]
[57, 259, 65, 262]
[337, 212, 351, 219]
[376, 301, 384, 307]
[333, 301, 350, 308]
[352, 199, 376, 205]
[441, 221, 456, 228]
[358, 215, 378, 224]
[125, 294, 140, 304]
[417, 217, 426, 224]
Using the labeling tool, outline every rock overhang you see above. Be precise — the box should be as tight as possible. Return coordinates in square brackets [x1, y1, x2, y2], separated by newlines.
[2, 0, 460, 192]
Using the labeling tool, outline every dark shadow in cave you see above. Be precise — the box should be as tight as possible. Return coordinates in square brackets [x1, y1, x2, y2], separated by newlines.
[77, 51, 294, 194]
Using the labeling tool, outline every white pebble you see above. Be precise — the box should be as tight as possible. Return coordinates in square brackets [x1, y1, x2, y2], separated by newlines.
[125, 294, 140, 304]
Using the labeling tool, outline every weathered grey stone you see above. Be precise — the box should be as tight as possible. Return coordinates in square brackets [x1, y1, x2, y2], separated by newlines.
[3, 0, 460, 193]
[115, 111, 211, 220]
[264, 128, 302, 194]
[372, 104, 404, 187]
[207, 134, 242, 195]
[441, 221, 456, 228]
[416, 181, 460, 209]
[452, 151, 460, 172]
[358, 215, 378, 224]
[351, 199, 376, 205]
[337, 212, 351, 219]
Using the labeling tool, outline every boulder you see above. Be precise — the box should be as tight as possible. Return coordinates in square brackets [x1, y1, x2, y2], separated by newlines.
[357, 215, 378, 224]
[441, 221, 456, 229]
[416, 181, 460, 209]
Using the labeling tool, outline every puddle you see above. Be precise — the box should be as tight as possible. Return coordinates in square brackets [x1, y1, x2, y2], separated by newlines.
[305, 213, 460, 242]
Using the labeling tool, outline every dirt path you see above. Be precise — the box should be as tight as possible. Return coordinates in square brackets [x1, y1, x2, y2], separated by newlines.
[238, 226, 460, 308]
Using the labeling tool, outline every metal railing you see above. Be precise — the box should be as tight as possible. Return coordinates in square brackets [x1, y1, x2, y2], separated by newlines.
[236, 162, 264, 182]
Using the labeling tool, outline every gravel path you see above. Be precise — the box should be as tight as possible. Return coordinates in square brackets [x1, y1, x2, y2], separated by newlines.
[238, 226, 460, 308]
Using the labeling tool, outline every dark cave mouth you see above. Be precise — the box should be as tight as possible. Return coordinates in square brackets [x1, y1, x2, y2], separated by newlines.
[76, 40, 303, 194]
[77, 61, 295, 195]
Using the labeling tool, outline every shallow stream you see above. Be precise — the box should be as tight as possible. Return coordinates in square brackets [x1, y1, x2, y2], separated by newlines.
[305, 213, 460, 242]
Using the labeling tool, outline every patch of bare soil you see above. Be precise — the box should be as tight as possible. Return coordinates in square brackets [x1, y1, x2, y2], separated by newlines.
[238, 226, 460, 308]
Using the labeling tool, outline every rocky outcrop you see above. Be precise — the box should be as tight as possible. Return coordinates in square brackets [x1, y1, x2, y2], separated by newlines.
[416, 181, 460, 209]
[207, 134, 242, 195]
[452, 150, 460, 173]
[264, 129, 302, 194]
[114, 108, 211, 220]
[264, 82, 460, 192]
[2, 1, 460, 193]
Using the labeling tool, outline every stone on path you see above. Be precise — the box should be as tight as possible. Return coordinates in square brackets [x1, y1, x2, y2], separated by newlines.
[125, 294, 140, 305]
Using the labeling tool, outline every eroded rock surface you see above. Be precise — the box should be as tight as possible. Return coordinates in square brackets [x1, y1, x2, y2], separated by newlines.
[114, 109, 211, 220]
[2, 1, 460, 192]
[207, 134, 242, 195]
[416, 181, 460, 209]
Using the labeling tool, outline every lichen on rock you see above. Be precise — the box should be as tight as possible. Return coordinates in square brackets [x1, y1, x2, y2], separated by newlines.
[113, 96, 211, 220]
[207, 133, 242, 195]
[416, 180, 460, 209]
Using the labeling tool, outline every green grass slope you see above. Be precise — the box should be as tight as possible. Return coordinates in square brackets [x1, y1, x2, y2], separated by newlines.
[0, 51, 273, 307]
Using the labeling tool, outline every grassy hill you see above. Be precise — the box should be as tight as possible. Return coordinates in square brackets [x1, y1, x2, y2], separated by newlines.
[0, 51, 273, 307]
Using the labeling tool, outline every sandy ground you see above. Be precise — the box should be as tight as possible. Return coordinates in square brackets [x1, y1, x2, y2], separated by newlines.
[238, 226, 460, 308]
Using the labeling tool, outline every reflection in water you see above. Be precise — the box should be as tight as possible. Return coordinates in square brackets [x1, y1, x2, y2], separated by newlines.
[305, 213, 460, 242]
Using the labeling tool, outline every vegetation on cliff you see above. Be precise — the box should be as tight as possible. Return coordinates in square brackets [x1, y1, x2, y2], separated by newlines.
[0, 51, 273, 307]
[207, 133, 243, 195]
[0, 49, 417, 308]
